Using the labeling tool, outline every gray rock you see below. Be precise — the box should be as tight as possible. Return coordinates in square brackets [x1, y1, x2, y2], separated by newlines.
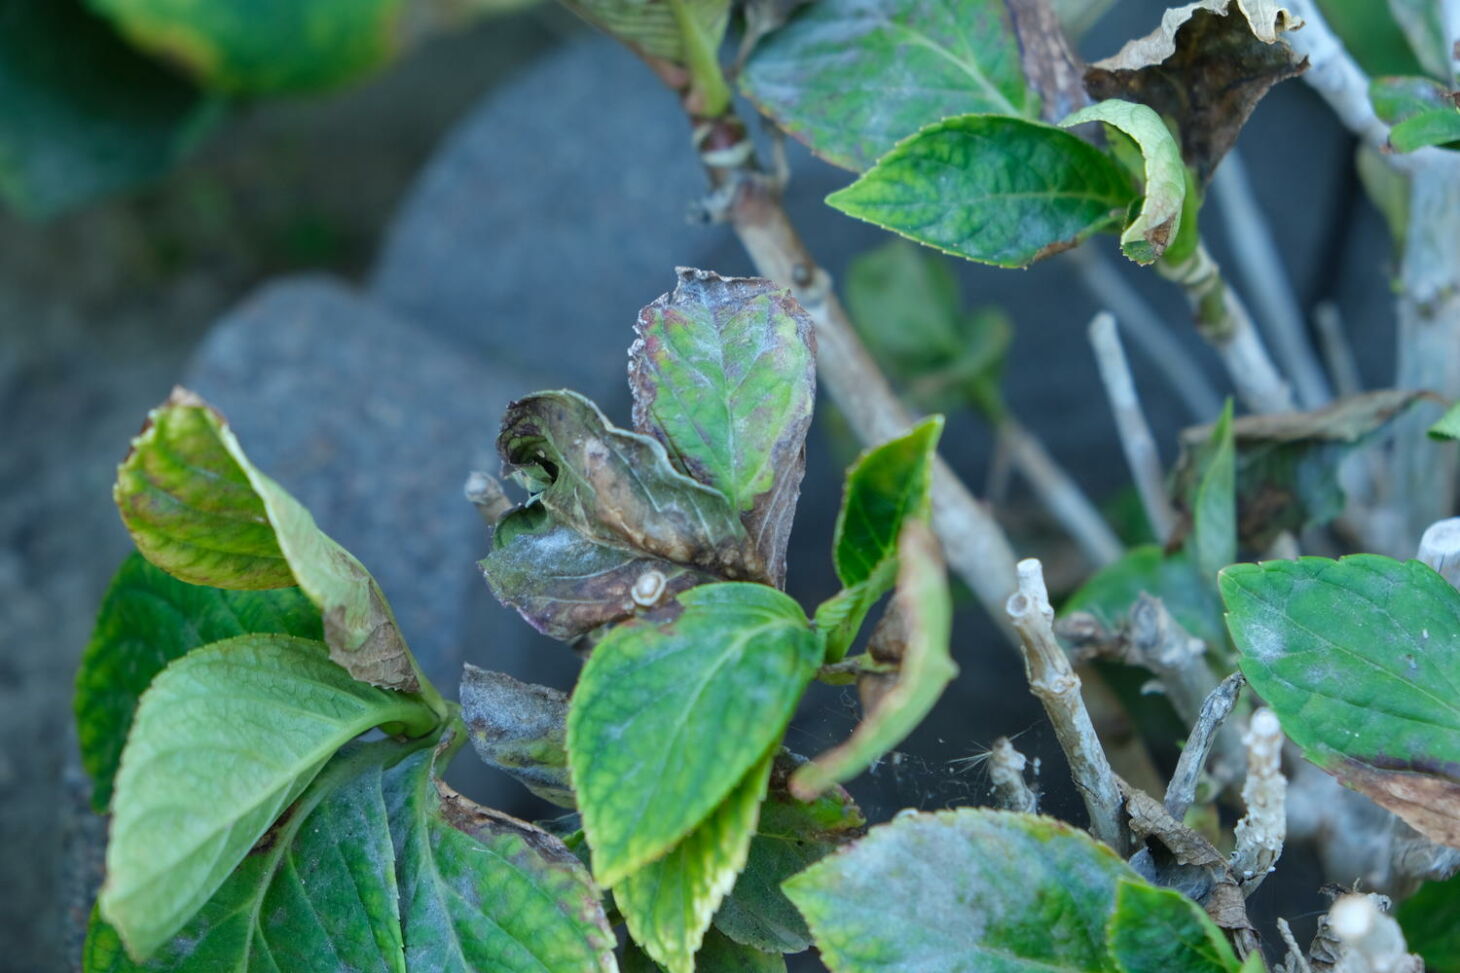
[185, 275, 550, 691]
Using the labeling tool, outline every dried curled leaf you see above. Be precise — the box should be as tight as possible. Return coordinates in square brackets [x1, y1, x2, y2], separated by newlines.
[1085, 0, 1306, 183]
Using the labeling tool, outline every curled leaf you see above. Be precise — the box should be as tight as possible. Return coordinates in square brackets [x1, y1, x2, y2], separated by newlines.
[462, 665, 575, 808]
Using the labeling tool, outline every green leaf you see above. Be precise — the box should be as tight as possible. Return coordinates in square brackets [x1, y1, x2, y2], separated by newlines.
[617, 752, 774, 973]
[461, 665, 575, 808]
[695, 929, 787, 972]
[567, 583, 820, 887]
[1062, 545, 1226, 649]
[630, 269, 816, 585]
[1371, 75, 1458, 122]
[88, 733, 617, 972]
[740, 0, 1037, 172]
[793, 522, 955, 800]
[557, 0, 729, 67]
[1397, 872, 1460, 973]
[1060, 99, 1186, 264]
[1387, 0, 1455, 82]
[1316, 0, 1426, 77]
[0, 0, 220, 218]
[843, 240, 1011, 417]
[1430, 401, 1460, 440]
[99, 634, 439, 960]
[114, 389, 428, 692]
[499, 389, 760, 581]
[827, 115, 1134, 269]
[86, 0, 407, 94]
[74, 552, 321, 813]
[714, 752, 865, 954]
[1220, 555, 1460, 848]
[1173, 389, 1430, 550]
[1190, 400, 1236, 585]
[1390, 108, 1460, 152]
[783, 809, 1140, 972]
[482, 504, 714, 644]
[818, 415, 942, 662]
[1108, 879, 1242, 973]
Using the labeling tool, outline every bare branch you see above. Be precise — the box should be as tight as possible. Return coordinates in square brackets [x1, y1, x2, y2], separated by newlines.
[1327, 894, 1424, 973]
[1089, 312, 1179, 543]
[1281, 0, 1389, 149]
[1065, 245, 1223, 420]
[1159, 240, 1296, 414]
[1000, 417, 1123, 567]
[1418, 517, 1460, 588]
[987, 736, 1038, 814]
[1007, 558, 1127, 853]
[1313, 302, 1364, 399]
[1231, 707, 1287, 893]
[464, 471, 514, 526]
[1165, 672, 1244, 821]
[1278, 917, 1314, 973]
[1212, 150, 1332, 408]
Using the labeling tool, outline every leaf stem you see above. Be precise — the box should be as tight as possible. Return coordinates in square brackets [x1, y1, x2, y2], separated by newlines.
[1006, 558, 1127, 853]
[1087, 312, 1178, 543]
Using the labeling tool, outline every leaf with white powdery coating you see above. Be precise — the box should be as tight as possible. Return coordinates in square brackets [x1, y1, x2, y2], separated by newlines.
[500, 389, 760, 581]
[817, 416, 942, 662]
[462, 665, 575, 808]
[75, 552, 321, 812]
[568, 583, 821, 887]
[1060, 99, 1186, 264]
[1221, 555, 1460, 848]
[1108, 879, 1243, 973]
[794, 521, 955, 800]
[783, 809, 1139, 972]
[827, 115, 1134, 269]
[740, 0, 1037, 172]
[631, 269, 816, 587]
[616, 752, 774, 973]
[114, 388, 425, 692]
[99, 634, 438, 960]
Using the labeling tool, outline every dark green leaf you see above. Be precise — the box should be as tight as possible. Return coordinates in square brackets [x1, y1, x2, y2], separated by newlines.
[1387, 0, 1455, 82]
[794, 522, 955, 800]
[740, 0, 1036, 172]
[826, 115, 1134, 269]
[818, 415, 942, 662]
[462, 665, 574, 809]
[567, 583, 820, 887]
[714, 752, 865, 954]
[87, 0, 407, 94]
[75, 552, 320, 813]
[0, 0, 219, 218]
[99, 635, 439, 959]
[1221, 555, 1460, 848]
[1316, 0, 1426, 77]
[1190, 400, 1236, 585]
[630, 269, 816, 586]
[499, 389, 760, 581]
[1062, 545, 1226, 649]
[481, 504, 714, 644]
[616, 752, 774, 973]
[1396, 872, 1460, 973]
[1059, 99, 1186, 264]
[783, 809, 1139, 972]
[87, 732, 617, 972]
[695, 929, 787, 972]
[1108, 879, 1242, 973]
[1174, 389, 1431, 549]
[115, 388, 427, 692]
[1084, 0, 1305, 184]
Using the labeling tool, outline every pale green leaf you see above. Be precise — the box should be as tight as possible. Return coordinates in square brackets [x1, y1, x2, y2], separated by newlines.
[75, 552, 321, 812]
[783, 809, 1139, 972]
[617, 753, 774, 973]
[1387, 0, 1455, 81]
[630, 268, 816, 585]
[558, 0, 729, 67]
[1190, 400, 1236, 584]
[1221, 555, 1460, 847]
[740, 0, 1037, 172]
[1390, 109, 1460, 152]
[1108, 879, 1242, 973]
[1060, 99, 1186, 264]
[1430, 401, 1460, 440]
[793, 522, 955, 800]
[114, 388, 426, 692]
[567, 583, 820, 887]
[99, 635, 438, 960]
[826, 115, 1134, 269]
[499, 389, 760, 581]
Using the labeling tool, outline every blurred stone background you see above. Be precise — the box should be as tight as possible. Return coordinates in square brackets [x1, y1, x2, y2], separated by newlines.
[0, 1, 1395, 968]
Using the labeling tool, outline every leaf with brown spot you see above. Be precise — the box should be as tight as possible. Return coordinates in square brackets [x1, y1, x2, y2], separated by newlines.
[1084, 0, 1306, 184]
[1172, 389, 1432, 548]
[499, 389, 761, 580]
